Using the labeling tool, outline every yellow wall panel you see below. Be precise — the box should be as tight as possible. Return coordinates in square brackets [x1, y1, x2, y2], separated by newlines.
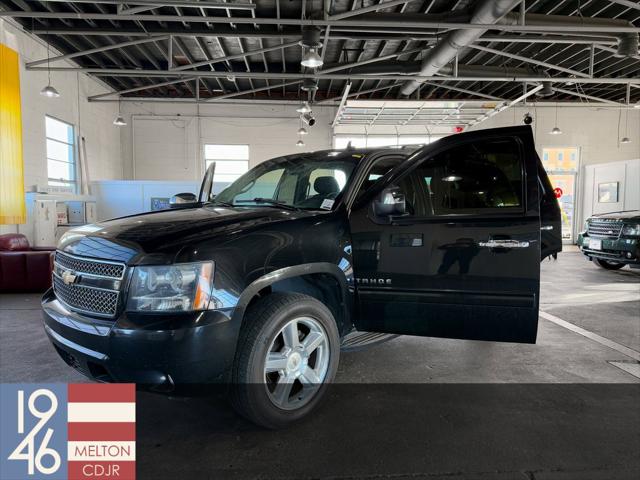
[0, 43, 25, 225]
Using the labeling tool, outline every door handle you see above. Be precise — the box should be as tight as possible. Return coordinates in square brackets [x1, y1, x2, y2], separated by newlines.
[541, 225, 554, 231]
[479, 239, 530, 249]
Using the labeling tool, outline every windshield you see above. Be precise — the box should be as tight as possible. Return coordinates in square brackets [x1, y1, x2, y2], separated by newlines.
[214, 153, 359, 210]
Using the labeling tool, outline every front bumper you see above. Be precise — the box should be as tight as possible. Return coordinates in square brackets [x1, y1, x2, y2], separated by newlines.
[577, 233, 640, 265]
[42, 288, 241, 388]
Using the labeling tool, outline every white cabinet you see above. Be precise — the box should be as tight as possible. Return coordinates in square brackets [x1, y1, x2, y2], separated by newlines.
[24, 194, 97, 248]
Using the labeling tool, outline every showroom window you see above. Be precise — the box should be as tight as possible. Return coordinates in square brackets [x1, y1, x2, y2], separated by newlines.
[45, 116, 76, 191]
[204, 144, 249, 183]
[333, 135, 442, 149]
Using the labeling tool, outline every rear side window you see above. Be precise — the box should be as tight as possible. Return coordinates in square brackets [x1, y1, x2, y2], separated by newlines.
[416, 137, 524, 216]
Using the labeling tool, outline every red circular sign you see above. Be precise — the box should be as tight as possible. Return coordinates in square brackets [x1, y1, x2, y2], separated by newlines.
[554, 187, 563, 199]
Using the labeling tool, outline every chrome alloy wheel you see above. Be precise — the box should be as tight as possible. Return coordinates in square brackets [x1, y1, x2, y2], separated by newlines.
[264, 316, 330, 410]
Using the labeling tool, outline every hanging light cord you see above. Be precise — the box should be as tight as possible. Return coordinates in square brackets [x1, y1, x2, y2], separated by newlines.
[46, 32, 51, 85]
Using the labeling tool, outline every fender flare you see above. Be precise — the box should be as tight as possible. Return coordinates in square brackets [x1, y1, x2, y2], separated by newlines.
[231, 262, 352, 331]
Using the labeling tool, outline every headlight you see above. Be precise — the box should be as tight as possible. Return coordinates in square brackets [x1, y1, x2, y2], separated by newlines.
[126, 261, 214, 312]
[622, 223, 640, 236]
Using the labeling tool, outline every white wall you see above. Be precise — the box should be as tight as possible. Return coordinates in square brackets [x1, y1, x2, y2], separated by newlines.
[582, 159, 640, 221]
[119, 102, 334, 181]
[467, 104, 640, 167]
[1, 20, 123, 234]
[1, 20, 123, 189]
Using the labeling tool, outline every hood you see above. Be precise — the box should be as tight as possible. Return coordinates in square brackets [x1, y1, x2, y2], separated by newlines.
[591, 210, 640, 221]
[58, 205, 315, 263]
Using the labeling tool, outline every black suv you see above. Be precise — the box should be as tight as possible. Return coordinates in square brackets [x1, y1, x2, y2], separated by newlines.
[43, 126, 561, 428]
[577, 211, 640, 269]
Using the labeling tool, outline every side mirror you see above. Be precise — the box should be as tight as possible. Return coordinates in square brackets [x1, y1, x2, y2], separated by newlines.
[170, 192, 198, 208]
[373, 186, 406, 217]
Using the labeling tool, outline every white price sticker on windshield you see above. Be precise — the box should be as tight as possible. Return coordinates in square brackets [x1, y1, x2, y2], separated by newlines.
[320, 199, 335, 210]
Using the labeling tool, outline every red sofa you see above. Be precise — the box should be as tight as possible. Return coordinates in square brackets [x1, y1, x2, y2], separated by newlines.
[0, 234, 54, 293]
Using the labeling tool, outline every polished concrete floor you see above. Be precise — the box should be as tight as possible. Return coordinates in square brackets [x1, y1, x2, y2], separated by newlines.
[1, 251, 639, 479]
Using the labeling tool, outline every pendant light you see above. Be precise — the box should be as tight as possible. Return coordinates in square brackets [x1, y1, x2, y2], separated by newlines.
[300, 27, 323, 69]
[113, 98, 127, 126]
[296, 101, 312, 114]
[301, 48, 323, 68]
[549, 102, 562, 135]
[40, 36, 60, 98]
[621, 106, 631, 143]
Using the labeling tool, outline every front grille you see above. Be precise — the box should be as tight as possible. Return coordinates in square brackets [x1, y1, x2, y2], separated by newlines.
[55, 251, 125, 279]
[53, 276, 119, 317]
[587, 219, 623, 238]
[52, 252, 125, 318]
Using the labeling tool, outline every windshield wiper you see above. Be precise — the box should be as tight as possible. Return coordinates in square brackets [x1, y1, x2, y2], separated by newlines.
[235, 198, 301, 211]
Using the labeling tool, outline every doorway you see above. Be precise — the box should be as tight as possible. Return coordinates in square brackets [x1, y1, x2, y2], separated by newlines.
[542, 147, 580, 244]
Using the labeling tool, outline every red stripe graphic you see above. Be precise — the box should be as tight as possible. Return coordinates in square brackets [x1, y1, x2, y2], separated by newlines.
[67, 384, 137, 480]
[68, 461, 135, 480]
[68, 422, 136, 441]
[68, 383, 136, 403]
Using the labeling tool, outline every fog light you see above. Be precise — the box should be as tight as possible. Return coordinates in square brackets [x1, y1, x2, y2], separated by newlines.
[626, 252, 633, 259]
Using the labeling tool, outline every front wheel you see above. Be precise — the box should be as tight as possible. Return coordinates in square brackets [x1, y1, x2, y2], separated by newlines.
[593, 258, 626, 270]
[230, 292, 340, 429]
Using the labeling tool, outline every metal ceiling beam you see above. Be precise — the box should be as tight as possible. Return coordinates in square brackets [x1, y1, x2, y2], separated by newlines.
[606, 0, 640, 11]
[172, 40, 301, 71]
[25, 35, 168, 67]
[468, 44, 591, 78]
[88, 76, 199, 100]
[203, 80, 301, 102]
[328, 0, 420, 21]
[4, 12, 640, 33]
[25, 27, 618, 46]
[552, 86, 625, 105]
[27, 67, 640, 84]
[22, 1, 257, 10]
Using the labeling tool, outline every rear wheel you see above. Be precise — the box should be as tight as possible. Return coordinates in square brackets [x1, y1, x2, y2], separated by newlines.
[230, 293, 340, 429]
[593, 258, 626, 270]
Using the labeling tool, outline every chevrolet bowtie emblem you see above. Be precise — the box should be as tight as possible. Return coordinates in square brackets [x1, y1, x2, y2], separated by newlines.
[61, 270, 78, 285]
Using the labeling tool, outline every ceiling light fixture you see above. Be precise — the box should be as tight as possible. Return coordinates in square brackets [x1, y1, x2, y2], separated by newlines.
[296, 101, 312, 114]
[301, 48, 323, 68]
[40, 36, 60, 98]
[621, 104, 631, 144]
[113, 98, 127, 126]
[297, 127, 308, 135]
[296, 139, 305, 147]
[549, 102, 562, 135]
[537, 81, 554, 98]
[113, 115, 127, 127]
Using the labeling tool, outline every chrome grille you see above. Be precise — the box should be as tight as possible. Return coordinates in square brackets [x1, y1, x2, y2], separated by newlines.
[55, 251, 125, 279]
[587, 219, 623, 238]
[53, 276, 119, 317]
[52, 252, 126, 318]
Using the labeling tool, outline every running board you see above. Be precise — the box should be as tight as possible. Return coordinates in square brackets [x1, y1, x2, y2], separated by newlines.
[340, 331, 399, 352]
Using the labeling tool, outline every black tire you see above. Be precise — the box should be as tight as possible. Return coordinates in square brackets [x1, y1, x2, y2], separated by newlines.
[230, 292, 340, 429]
[593, 258, 626, 270]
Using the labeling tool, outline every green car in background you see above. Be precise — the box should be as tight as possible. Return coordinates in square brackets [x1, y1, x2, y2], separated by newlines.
[578, 210, 640, 270]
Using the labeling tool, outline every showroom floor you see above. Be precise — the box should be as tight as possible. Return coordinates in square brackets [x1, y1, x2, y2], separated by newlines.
[1, 251, 639, 479]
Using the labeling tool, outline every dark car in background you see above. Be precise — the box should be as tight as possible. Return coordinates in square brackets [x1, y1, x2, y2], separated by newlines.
[578, 211, 640, 270]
